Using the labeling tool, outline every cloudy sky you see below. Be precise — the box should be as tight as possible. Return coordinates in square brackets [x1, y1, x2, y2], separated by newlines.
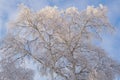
[0, 0, 120, 79]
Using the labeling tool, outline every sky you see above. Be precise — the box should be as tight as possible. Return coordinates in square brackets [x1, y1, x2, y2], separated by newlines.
[0, 0, 120, 80]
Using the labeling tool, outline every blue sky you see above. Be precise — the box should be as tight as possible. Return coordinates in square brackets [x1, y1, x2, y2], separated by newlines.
[0, 0, 120, 79]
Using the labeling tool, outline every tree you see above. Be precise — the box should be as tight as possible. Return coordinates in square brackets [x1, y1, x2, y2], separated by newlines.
[0, 59, 34, 80]
[0, 4, 120, 80]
